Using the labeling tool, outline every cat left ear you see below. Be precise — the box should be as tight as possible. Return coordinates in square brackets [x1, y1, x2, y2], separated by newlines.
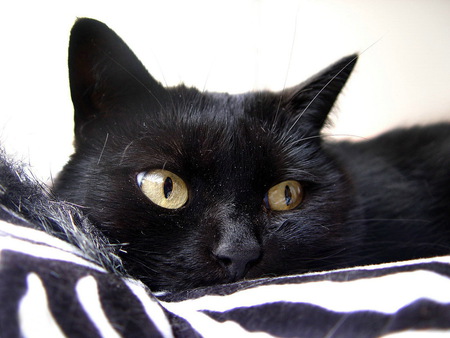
[68, 18, 169, 138]
[282, 54, 357, 133]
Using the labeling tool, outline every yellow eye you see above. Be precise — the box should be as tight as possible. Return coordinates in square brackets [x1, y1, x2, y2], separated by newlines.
[137, 169, 188, 209]
[265, 180, 303, 211]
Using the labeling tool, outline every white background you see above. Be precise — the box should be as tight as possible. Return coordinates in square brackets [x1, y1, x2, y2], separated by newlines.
[0, 0, 449, 182]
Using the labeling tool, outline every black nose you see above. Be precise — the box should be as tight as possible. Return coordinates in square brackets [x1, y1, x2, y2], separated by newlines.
[213, 242, 261, 280]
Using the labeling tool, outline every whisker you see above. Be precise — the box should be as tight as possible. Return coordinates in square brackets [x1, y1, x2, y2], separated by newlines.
[285, 36, 384, 136]
[119, 134, 162, 166]
[97, 132, 109, 165]
[272, 5, 301, 133]
[126, 256, 160, 274]
[119, 139, 135, 166]
[321, 133, 368, 141]
[286, 56, 358, 135]
[345, 218, 430, 224]
[201, 55, 219, 93]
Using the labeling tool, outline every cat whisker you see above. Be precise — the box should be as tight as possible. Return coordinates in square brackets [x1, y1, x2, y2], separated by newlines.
[120, 135, 164, 166]
[97, 132, 109, 165]
[267, 219, 290, 235]
[126, 248, 160, 255]
[200, 56, 218, 94]
[129, 260, 160, 275]
[278, 131, 367, 152]
[282, 36, 383, 140]
[286, 56, 358, 136]
[346, 218, 430, 224]
[321, 133, 368, 141]
[315, 247, 352, 262]
[119, 139, 135, 166]
[274, 5, 300, 125]
[284, 133, 322, 146]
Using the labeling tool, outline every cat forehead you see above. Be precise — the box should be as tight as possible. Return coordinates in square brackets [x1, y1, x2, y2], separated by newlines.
[167, 88, 253, 119]
[115, 109, 285, 169]
[94, 89, 313, 171]
[140, 112, 278, 154]
[129, 91, 266, 137]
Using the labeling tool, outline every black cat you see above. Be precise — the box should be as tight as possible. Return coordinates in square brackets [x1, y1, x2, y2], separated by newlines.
[55, 18, 450, 291]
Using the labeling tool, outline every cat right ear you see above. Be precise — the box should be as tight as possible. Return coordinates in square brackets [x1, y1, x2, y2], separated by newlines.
[280, 55, 357, 136]
[68, 18, 168, 138]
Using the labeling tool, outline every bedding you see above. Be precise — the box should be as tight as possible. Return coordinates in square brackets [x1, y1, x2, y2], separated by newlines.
[1, 153, 450, 337]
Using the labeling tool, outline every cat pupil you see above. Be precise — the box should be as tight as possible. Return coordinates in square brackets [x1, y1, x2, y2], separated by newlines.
[285, 185, 292, 206]
[164, 177, 173, 199]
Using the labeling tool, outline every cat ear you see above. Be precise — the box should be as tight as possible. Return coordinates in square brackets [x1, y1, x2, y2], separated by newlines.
[281, 54, 357, 134]
[68, 18, 168, 137]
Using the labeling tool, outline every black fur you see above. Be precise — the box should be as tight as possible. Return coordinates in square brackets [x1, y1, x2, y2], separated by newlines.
[0, 149, 125, 275]
[54, 18, 450, 291]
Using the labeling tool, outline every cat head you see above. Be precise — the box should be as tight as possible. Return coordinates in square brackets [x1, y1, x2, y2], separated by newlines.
[56, 18, 359, 291]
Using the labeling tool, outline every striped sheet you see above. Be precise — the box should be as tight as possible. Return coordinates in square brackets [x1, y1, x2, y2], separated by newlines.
[1, 220, 450, 337]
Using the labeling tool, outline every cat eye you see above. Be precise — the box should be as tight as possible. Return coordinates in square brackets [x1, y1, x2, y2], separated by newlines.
[137, 169, 188, 209]
[264, 180, 303, 211]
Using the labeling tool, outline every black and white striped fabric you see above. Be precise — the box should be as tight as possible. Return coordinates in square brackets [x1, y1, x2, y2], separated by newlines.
[1, 151, 449, 337]
[2, 218, 450, 337]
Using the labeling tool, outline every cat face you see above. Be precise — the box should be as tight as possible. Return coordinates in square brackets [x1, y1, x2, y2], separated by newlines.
[55, 18, 360, 291]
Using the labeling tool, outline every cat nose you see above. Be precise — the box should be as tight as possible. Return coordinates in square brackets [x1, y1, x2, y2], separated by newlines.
[213, 243, 261, 281]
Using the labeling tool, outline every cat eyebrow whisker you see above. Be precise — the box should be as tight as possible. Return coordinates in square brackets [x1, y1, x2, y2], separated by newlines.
[321, 133, 368, 141]
[119, 135, 160, 166]
[201, 57, 217, 94]
[274, 5, 300, 126]
[97, 132, 109, 165]
[284, 133, 368, 147]
[284, 5, 300, 93]
[284, 37, 383, 137]
[292, 134, 322, 144]
[119, 139, 135, 166]
[286, 55, 358, 136]
[346, 218, 430, 224]
[278, 133, 322, 154]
